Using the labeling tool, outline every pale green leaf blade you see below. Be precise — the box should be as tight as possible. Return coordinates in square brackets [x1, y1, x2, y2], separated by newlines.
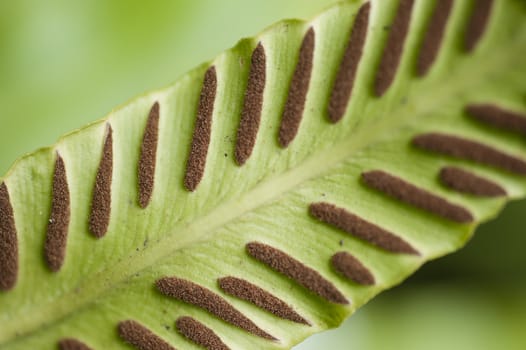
[1, 0, 525, 349]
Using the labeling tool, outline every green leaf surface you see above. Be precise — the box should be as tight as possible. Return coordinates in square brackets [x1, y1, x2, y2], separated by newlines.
[1, 0, 525, 349]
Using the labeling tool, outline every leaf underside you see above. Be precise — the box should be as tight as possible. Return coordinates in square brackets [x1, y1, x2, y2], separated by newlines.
[1, 0, 525, 349]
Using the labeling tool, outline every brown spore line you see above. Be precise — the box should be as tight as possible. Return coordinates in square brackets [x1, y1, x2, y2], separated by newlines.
[466, 104, 526, 136]
[118, 320, 177, 350]
[374, 0, 415, 96]
[138, 102, 160, 208]
[235, 42, 266, 166]
[89, 124, 113, 239]
[156, 277, 276, 340]
[246, 242, 349, 305]
[328, 2, 370, 123]
[439, 166, 506, 197]
[278, 27, 315, 148]
[184, 66, 217, 192]
[218, 276, 310, 325]
[413, 132, 526, 175]
[0, 182, 18, 291]
[331, 252, 375, 286]
[309, 202, 419, 255]
[176, 316, 230, 350]
[362, 170, 474, 223]
[45, 153, 71, 272]
[58, 338, 94, 350]
[416, 0, 453, 76]
[465, 0, 494, 52]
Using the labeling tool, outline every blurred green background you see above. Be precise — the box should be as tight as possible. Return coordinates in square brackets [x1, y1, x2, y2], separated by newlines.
[0, 1, 524, 349]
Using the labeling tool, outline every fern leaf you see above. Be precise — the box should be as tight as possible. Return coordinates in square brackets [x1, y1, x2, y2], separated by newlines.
[1, 0, 525, 349]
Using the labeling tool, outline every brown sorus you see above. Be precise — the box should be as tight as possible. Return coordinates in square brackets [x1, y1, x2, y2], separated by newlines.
[118, 320, 176, 350]
[156, 277, 276, 340]
[138, 102, 160, 208]
[235, 43, 266, 165]
[218, 276, 310, 325]
[374, 0, 415, 96]
[362, 170, 474, 223]
[0, 182, 18, 290]
[416, 0, 453, 76]
[184, 66, 217, 191]
[176, 316, 230, 350]
[328, 2, 370, 123]
[45, 153, 71, 272]
[89, 124, 113, 238]
[58, 338, 94, 350]
[466, 104, 526, 136]
[246, 242, 349, 305]
[278, 27, 315, 148]
[331, 252, 375, 286]
[465, 0, 494, 52]
[439, 166, 506, 197]
[413, 132, 526, 175]
[309, 202, 419, 254]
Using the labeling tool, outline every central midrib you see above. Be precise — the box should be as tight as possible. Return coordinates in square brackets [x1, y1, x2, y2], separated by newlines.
[2, 36, 522, 346]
